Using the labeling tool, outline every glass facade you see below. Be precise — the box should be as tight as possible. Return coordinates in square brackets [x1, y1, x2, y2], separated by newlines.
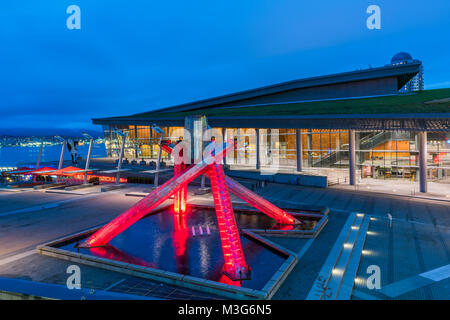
[102, 124, 450, 184]
[103, 125, 184, 161]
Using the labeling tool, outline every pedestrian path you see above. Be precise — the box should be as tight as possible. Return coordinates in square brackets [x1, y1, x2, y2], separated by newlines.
[255, 183, 450, 228]
[352, 213, 450, 300]
[378, 264, 450, 298]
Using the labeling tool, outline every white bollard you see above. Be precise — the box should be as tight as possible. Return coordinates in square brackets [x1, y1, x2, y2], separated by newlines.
[206, 225, 210, 235]
[192, 226, 196, 237]
[199, 225, 203, 235]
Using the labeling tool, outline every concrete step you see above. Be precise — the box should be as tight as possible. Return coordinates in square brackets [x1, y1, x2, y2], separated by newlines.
[337, 215, 371, 299]
[100, 184, 127, 192]
[306, 212, 370, 300]
[33, 183, 66, 190]
[64, 183, 94, 191]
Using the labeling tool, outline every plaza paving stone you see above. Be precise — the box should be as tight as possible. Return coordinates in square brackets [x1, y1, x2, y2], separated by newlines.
[0, 180, 449, 299]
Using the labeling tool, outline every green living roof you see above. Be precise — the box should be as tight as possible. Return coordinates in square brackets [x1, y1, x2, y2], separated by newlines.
[127, 88, 450, 119]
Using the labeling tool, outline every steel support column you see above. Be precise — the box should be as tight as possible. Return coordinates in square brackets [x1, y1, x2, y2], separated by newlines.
[349, 130, 356, 186]
[134, 125, 139, 158]
[154, 134, 164, 188]
[116, 134, 126, 185]
[222, 127, 227, 166]
[83, 138, 93, 185]
[150, 128, 153, 159]
[419, 131, 428, 193]
[307, 130, 313, 166]
[296, 129, 303, 172]
[256, 128, 260, 170]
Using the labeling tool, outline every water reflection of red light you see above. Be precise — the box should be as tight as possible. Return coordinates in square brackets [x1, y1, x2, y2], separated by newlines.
[173, 163, 187, 214]
[277, 224, 295, 231]
[89, 245, 155, 268]
[173, 212, 189, 257]
[173, 146, 187, 215]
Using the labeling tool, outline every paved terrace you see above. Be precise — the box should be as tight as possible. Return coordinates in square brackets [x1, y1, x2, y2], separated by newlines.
[252, 182, 450, 299]
[0, 179, 449, 300]
[14, 157, 450, 201]
[0, 185, 223, 300]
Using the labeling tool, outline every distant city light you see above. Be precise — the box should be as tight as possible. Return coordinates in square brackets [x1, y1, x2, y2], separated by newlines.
[82, 132, 93, 139]
[54, 135, 65, 142]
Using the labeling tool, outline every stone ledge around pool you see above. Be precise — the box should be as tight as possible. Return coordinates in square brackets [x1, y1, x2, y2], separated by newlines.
[36, 203, 328, 300]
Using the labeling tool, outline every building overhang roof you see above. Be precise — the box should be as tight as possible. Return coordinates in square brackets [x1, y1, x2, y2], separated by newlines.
[93, 113, 450, 132]
[206, 113, 450, 131]
[128, 61, 422, 116]
[93, 88, 450, 131]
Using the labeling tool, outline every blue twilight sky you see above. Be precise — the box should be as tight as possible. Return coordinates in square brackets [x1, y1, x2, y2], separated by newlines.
[0, 1, 449, 131]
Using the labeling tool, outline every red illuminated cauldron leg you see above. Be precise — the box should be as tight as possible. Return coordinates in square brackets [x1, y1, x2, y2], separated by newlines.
[172, 138, 188, 253]
[225, 176, 297, 225]
[173, 141, 187, 214]
[161, 141, 295, 225]
[79, 141, 233, 248]
[180, 167, 187, 213]
[208, 162, 249, 281]
[173, 163, 181, 213]
[79, 160, 210, 248]
[174, 163, 187, 214]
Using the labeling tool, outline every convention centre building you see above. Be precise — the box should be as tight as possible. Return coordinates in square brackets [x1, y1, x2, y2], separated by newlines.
[92, 53, 450, 194]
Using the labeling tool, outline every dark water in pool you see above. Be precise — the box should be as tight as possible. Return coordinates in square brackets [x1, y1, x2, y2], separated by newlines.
[61, 207, 286, 290]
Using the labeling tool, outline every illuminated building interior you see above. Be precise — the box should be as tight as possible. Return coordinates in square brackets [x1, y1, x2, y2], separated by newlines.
[102, 125, 450, 185]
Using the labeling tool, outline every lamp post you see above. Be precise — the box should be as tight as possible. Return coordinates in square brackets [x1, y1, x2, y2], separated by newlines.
[82, 132, 94, 185]
[36, 141, 43, 169]
[113, 128, 127, 185]
[55, 136, 66, 170]
[33, 141, 44, 182]
[54, 136, 66, 183]
[151, 124, 165, 188]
